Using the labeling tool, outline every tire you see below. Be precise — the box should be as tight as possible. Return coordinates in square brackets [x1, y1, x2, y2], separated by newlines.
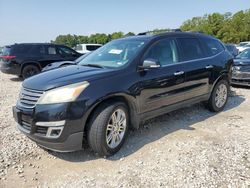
[22, 65, 40, 79]
[207, 79, 229, 112]
[87, 102, 129, 156]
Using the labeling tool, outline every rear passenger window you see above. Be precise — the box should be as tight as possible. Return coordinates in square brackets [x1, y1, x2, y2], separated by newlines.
[177, 38, 204, 61]
[203, 38, 224, 56]
[29, 45, 46, 55]
[144, 39, 179, 66]
[48, 47, 57, 55]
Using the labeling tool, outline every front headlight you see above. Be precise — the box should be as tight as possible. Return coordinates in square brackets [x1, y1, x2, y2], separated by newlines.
[37, 81, 89, 104]
[232, 66, 240, 71]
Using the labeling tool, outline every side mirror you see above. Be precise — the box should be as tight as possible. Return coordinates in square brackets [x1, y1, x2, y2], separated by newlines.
[139, 59, 160, 70]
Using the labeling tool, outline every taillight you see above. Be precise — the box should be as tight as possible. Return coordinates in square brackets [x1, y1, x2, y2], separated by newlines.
[0, 55, 16, 60]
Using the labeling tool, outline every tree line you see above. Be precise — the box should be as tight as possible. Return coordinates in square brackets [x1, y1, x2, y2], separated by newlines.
[52, 9, 250, 48]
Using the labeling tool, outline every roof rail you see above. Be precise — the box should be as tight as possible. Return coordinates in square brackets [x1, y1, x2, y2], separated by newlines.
[137, 28, 182, 36]
[187, 30, 204, 34]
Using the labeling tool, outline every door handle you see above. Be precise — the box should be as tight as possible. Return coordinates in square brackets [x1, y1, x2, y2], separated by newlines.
[205, 65, 214, 69]
[174, 71, 185, 76]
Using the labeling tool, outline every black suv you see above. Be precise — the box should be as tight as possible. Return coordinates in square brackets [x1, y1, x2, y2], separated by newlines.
[0, 43, 81, 79]
[13, 32, 233, 156]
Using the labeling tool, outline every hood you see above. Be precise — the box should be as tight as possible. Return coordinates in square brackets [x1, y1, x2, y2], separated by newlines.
[23, 65, 114, 91]
[42, 61, 76, 72]
[233, 58, 250, 66]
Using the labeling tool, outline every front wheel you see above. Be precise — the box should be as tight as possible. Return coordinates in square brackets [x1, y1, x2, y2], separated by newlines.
[87, 102, 129, 156]
[207, 79, 229, 112]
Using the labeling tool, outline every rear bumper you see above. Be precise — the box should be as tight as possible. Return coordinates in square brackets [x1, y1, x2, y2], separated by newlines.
[0, 61, 21, 75]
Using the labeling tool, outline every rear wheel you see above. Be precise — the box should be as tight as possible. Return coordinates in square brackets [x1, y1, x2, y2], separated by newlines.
[87, 102, 129, 156]
[207, 79, 229, 112]
[22, 65, 40, 79]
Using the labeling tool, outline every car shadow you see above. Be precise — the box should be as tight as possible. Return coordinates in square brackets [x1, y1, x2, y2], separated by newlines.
[231, 85, 250, 90]
[10, 77, 23, 82]
[48, 93, 245, 162]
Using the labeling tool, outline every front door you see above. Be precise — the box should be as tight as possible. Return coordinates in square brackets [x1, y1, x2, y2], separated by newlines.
[138, 38, 187, 114]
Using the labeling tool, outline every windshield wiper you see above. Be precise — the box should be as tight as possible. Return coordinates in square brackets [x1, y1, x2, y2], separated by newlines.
[82, 64, 104, 68]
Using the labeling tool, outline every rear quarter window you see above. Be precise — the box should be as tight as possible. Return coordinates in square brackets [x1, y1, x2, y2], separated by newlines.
[12, 45, 32, 54]
[177, 38, 205, 61]
[203, 38, 225, 56]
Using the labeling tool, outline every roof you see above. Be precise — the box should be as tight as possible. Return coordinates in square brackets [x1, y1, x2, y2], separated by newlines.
[120, 31, 216, 41]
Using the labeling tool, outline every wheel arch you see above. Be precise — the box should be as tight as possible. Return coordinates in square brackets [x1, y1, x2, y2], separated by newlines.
[21, 61, 42, 74]
[84, 94, 140, 133]
[210, 72, 230, 93]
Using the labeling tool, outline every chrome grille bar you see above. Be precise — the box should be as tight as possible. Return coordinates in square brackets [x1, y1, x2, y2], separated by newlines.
[19, 87, 44, 108]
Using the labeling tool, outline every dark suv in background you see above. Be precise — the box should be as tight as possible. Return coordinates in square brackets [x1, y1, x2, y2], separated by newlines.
[13, 32, 233, 156]
[0, 43, 81, 79]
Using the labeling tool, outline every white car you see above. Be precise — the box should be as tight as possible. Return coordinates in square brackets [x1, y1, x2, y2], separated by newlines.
[75, 44, 102, 54]
[236, 41, 250, 53]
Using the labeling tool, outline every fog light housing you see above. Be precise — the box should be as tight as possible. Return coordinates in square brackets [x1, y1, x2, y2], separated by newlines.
[35, 121, 65, 138]
[46, 126, 64, 138]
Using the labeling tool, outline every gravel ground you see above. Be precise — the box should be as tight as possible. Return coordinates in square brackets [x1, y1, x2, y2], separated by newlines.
[0, 73, 250, 188]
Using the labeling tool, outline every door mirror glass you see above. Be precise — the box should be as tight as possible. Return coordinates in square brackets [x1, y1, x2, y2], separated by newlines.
[140, 59, 161, 69]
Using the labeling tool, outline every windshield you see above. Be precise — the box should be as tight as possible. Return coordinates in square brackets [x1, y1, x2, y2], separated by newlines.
[239, 42, 249, 47]
[78, 39, 145, 68]
[236, 49, 250, 59]
[75, 53, 91, 63]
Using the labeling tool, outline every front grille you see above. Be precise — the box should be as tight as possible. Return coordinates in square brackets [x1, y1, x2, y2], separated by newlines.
[240, 66, 250, 72]
[35, 126, 48, 136]
[19, 87, 44, 108]
[20, 121, 32, 132]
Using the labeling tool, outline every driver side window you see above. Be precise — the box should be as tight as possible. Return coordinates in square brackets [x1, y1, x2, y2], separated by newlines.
[144, 38, 179, 66]
[58, 46, 76, 57]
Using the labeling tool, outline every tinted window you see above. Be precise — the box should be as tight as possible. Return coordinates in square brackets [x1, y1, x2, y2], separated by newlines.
[29, 45, 46, 55]
[12, 45, 32, 54]
[48, 46, 57, 55]
[177, 38, 204, 61]
[86, 45, 101, 51]
[58, 46, 76, 57]
[203, 38, 224, 56]
[144, 38, 179, 66]
[236, 49, 250, 59]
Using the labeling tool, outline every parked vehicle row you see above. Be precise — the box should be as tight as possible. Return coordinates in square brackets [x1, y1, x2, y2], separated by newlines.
[232, 48, 250, 86]
[236, 41, 250, 53]
[12, 31, 233, 156]
[0, 43, 82, 79]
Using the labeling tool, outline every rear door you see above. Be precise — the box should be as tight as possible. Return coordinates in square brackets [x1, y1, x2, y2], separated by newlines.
[37, 45, 63, 68]
[176, 37, 212, 99]
[138, 38, 187, 114]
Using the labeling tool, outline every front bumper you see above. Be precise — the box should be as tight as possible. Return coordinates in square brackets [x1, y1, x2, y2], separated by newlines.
[13, 101, 88, 152]
[231, 70, 250, 86]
